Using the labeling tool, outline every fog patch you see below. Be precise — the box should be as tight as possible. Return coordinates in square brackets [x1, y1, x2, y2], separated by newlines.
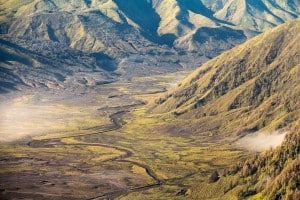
[0, 93, 102, 143]
[237, 132, 287, 151]
[0, 99, 70, 143]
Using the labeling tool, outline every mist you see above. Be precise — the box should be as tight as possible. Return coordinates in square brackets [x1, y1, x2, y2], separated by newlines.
[0, 92, 103, 143]
[237, 132, 287, 151]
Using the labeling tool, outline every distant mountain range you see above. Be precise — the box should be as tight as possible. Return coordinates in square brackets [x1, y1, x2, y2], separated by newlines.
[0, 0, 299, 93]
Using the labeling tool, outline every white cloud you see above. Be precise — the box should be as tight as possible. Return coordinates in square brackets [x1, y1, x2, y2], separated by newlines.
[237, 131, 286, 151]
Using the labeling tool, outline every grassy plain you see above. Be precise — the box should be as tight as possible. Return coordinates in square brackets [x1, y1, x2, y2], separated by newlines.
[0, 71, 249, 199]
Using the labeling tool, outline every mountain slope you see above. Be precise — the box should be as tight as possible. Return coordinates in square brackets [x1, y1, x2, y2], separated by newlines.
[190, 123, 299, 199]
[215, 0, 299, 32]
[152, 17, 300, 199]
[153, 17, 300, 136]
[0, 38, 115, 93]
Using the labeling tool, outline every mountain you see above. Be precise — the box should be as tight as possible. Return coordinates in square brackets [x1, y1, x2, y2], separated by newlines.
[2, 0, 299, 53]
[152, 18, 300, 199]
[153, 17, 300, 136]
[1, 0, 299, 93]
[0, 37, 119, 93]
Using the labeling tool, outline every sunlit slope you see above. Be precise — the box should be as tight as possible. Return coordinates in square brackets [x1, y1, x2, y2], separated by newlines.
[153, 18, 300, 136]
[215, 0, 299, 32]
[5, 5, 152, 57]
[152, 17, 300, 199]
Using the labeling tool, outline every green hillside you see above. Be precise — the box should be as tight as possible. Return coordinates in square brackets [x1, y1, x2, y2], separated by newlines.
[153, 18, 300, 137]
[189, 122, 299, 199]
[153, 17, 300, 199]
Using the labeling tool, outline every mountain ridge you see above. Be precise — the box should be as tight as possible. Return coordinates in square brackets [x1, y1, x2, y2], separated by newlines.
[151, 17, 300, 199]
[153, 17, 300, 136]
[1, 0, 299, 57]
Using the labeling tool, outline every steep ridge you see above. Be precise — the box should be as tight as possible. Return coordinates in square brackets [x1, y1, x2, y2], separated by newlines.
[153, 18, 300, 136]
[153, 17, 300, 199]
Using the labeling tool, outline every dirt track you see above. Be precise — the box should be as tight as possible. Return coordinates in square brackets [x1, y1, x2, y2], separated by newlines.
[24, 109, 163, 200]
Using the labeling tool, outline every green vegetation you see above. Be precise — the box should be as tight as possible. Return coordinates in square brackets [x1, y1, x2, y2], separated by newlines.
[154, 18, 300, 136]
[152, 18, 300, 199]
[190, 122, 300, 199]
[0, 83, 248, 199]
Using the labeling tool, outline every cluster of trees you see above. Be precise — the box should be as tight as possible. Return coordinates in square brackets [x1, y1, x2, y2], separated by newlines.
[221, 123, 300, 199]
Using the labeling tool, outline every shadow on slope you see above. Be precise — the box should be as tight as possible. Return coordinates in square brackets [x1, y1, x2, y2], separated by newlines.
[113, 0, 176, 46]
[193, 26, 246, 44]
[177, 0, 234, 26]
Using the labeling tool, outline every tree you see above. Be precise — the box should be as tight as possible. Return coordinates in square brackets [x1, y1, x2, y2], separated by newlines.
[209, 170, 219, 183]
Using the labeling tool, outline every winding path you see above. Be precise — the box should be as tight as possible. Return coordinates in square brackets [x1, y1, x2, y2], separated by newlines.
[27, 108, 164, 199]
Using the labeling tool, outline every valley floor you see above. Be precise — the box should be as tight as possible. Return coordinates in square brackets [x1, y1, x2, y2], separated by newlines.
[0, 71, 251, 199]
